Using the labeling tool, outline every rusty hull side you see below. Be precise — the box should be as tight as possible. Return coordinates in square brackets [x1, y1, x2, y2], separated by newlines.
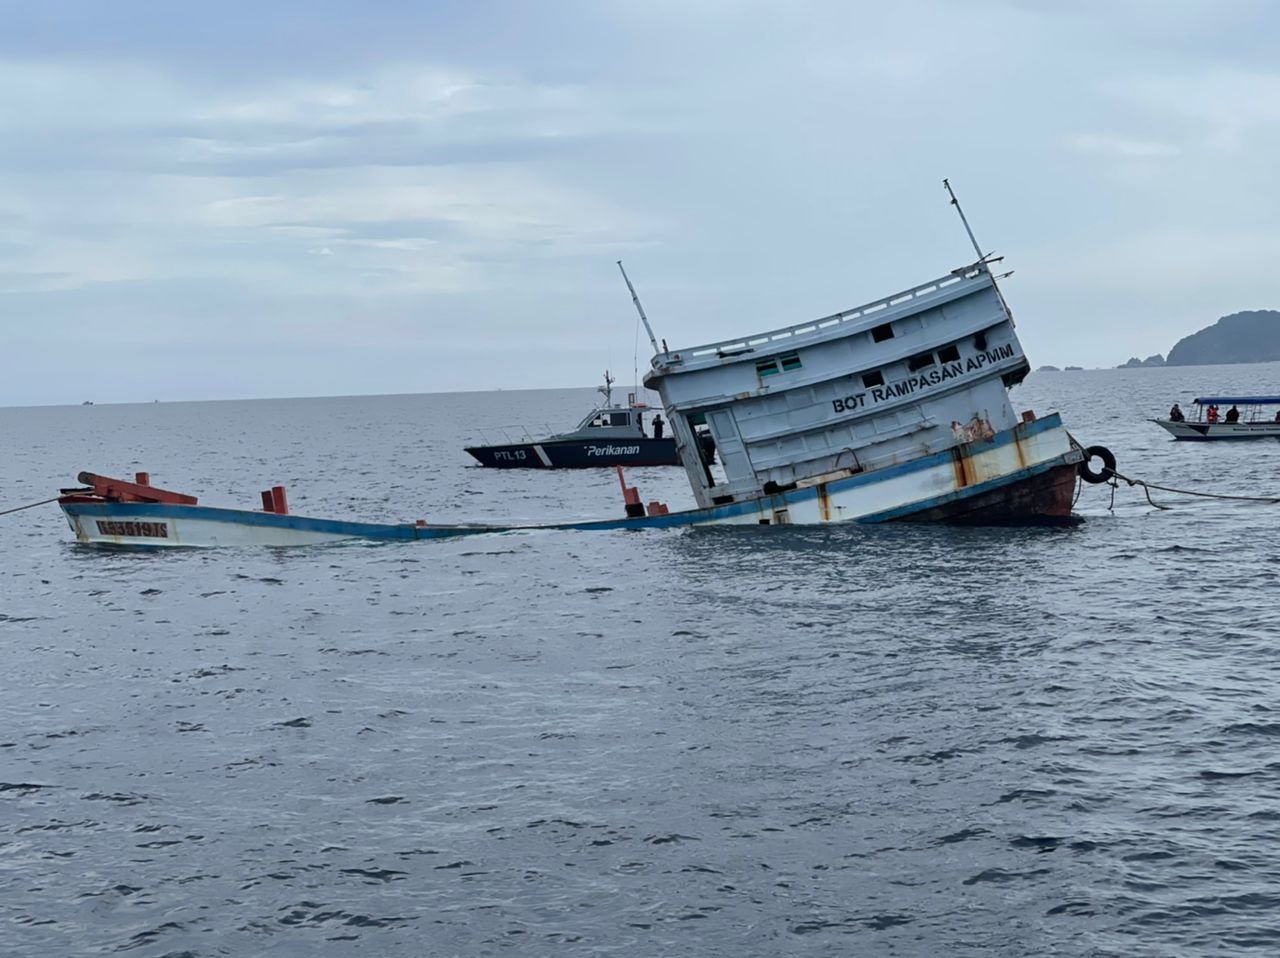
[896, 461, 1079, 525]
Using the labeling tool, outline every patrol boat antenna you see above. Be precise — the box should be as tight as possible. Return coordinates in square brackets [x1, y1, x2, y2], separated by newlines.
[617, 260, 661, 356]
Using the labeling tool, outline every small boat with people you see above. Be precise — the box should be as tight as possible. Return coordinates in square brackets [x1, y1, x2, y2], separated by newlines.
[464, 372, 682, 468]
[1153, 396, 1280, 440]
[52, 181, 1106, 548]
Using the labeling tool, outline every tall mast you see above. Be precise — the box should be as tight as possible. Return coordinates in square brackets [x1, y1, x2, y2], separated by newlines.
[943, 178, 1013, 322]
[943, 178, 985, 263]
[617, 261, 661, 355]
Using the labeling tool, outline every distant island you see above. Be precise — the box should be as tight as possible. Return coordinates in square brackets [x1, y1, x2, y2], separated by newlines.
[1118, 355, 1166, 368]
[1118, 310, 1280, 368]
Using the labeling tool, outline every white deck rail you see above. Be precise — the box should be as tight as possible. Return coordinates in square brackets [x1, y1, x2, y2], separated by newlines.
[680, 266, 983, 360]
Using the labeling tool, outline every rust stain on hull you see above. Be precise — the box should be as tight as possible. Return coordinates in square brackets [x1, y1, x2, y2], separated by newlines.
[951, 447, 972, 488]
[1013, 428, 1028, 470]
[815, 483, 832, 522]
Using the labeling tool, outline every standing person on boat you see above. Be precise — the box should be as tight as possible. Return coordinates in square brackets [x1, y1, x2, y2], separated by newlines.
[652, 415, 664, 439]
[1226, 405, 1240, 423]
[1169, 403, 1185, 422]
[1207, 404, 1220, 423]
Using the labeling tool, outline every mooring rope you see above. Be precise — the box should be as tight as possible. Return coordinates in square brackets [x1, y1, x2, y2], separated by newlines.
[1111, 470, 1280, 510]
[0, 495, 62, 517]
[1069, 431, 1280, 511]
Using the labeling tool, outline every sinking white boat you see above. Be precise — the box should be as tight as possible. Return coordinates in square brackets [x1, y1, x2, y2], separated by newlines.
[57, 185, 1095, 547]
[1153, 396, 1280, 440]
[631, 264, 1083, 524]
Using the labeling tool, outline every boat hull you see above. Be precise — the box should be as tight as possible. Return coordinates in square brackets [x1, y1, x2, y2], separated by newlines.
[892, 459, 1078, 524]
[60, 415, 1081, 548]
[59, 500, 430, 548]
[465, 437, 679, 468]
[1154, 419, 1280, 441]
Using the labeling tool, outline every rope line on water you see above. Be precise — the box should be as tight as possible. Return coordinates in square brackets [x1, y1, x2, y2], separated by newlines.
[1110, 473, 1164, 511]
[0, 495, 62, 517]
[1110, 470, 1280, 511]
[1069, 432, 1280, 511]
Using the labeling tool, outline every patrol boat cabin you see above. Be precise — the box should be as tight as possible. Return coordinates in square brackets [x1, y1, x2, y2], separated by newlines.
[464, 372, 681, 468]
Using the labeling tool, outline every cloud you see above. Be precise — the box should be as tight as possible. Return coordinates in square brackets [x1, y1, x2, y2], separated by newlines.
[1035, 226, 1280, 294]
[1104, 69, 1280, 152]
[4, 0, 1280, 400]
[0, 58, 659, 298]
[1066, 134, 1180, 157]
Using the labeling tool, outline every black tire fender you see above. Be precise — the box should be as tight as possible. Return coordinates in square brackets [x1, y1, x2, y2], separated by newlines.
[1079, 445, 1116, 484]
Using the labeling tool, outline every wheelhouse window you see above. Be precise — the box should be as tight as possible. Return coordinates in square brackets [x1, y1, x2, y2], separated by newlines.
[907, 351, 936, 372]
[757, 352, 802, 378]
[590, 412, 631, 427]
[938, 343, 961, 363]
[871, 323, 894, 343]
[862, 370, 884, 388]
[756, 358, 780, 378]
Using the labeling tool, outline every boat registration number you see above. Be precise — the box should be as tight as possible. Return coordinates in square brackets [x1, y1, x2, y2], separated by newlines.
[494, 450, 527, 461]
[96, 520, 169, 539]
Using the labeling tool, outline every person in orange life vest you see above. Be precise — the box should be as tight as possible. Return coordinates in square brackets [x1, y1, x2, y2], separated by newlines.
[1206, 405, 1219, 423]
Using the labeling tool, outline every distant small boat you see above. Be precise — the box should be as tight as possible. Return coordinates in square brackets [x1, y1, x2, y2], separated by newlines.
[1153, 396, 1280, 440]
[464, 372, 682, 469]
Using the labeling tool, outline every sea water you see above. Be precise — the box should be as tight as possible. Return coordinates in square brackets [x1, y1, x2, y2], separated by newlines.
[3, 365, 1280, 957]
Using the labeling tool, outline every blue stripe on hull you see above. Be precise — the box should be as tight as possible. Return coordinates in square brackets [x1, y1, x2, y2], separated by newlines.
[66, 502, 422, 539]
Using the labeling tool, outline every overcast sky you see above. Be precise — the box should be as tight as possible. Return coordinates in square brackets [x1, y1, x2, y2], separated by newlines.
[2, 0, 1277, 405]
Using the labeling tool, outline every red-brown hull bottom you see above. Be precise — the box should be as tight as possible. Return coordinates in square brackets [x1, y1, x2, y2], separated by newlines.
[894, 462, 1080, 525]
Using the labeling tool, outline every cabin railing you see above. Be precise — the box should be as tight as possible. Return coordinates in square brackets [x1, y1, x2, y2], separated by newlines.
[677, 265, 986, 361]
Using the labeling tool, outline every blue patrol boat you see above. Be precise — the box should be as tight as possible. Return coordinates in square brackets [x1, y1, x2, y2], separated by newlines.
[464, 372, 682, 468]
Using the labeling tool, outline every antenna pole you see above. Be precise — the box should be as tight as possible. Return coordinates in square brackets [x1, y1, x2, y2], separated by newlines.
[943, 178, 985, 263]
[617, 261, 661, 355]
[943, 178, 1014, 323]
